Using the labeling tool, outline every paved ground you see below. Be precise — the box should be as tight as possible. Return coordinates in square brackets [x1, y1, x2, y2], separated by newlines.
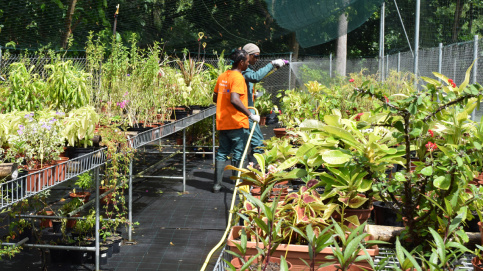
[1, 123, 277, 271]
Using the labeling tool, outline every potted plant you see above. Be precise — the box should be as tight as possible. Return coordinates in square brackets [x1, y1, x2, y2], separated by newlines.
[69, 172, 93, 203]
[324, 220, 386, 271]
[58, 198, 84, 229]
[227, 153, 306, 201]
[351, 65, 482, 251]
[62, 106, 100, 157]
[7, 111, 65, 191]
[225, 193, 293, 271]
[254, 86, 274, 125]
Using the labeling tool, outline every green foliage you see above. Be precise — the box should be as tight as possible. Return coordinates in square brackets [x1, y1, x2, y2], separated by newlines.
[75, 172, 93, 192]
[1, 62, 45, 112]
[353, 64, 483, 249]
[327, 220, 387, 271]
[290, 224, 334, 271]
[44, 58, 90, 112]
[62, 106, 99, 148]
[254, 89, 274, 116]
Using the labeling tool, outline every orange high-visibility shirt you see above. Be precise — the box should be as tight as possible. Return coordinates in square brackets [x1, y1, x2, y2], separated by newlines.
[214, 70, 249, 130]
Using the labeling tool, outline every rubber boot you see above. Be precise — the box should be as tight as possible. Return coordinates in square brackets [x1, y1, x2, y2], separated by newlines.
[231, 160, 248, 184]
[213, 161, 225, 193]
[231, 160, 240, 184]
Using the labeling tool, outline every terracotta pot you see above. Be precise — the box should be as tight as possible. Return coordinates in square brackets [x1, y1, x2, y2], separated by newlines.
[259, 116, 267, 126]
[273, 128, 287, 138]
[331, 206, 374, 229]
[69, 191, 91, 203]
[53, 157, 69, 183]
[227, 226, 379, 271]
[27, 165, 54, 192]
[39, 210, 54, 228]
[474, 257, 483, 271]
[66, 214, 81, 229]
[99, 186, 113, 205]
[231, 256, 292, 270]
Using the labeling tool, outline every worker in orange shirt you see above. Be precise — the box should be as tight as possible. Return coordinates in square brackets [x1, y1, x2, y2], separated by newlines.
[212, 49, 260, 193]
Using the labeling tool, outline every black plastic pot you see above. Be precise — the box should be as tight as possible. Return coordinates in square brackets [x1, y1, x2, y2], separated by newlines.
[107, 235, 122, 253]
[171, 108, 188, 120]
[68, 240, 94, 265]
[102, 240, 114, 258]
[464, 212, 480, 232]
[99, 246, 109, 265]
[372, 201, 404, 227]
[52, 220, 62, 233]
[127, 123, 151, 132]
[67, 146, 93, 159]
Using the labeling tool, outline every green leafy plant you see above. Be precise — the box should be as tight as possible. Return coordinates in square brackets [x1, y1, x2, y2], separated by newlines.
[225, 192, 289, 271]
[352, 64, 483, 250]
[327, 219, 387, 271]
[75, 172, 93, 193]
[62, 106, 99, 148]
[226, 153, 306, 201]
[1, 62, 45, 112]
[44, 58, 90, 112]
[290, 224, 334, 271]
[254, 88, 274, 116]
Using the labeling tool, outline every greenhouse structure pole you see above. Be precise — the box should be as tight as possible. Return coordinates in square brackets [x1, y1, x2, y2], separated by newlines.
[472, 35, 478, 120]
[128, 160, 133, 242]
[212, 115, 216, 165]
[379, 1, 385, 81]
[397, 52, 400, 73]
[438, 43, 443, 82]
[438, 43, 443, 102]
[183, 128, 186, 193]
[288, 52, 292, 89]
[414, 0, 420, 89]
[95, 166, 100, 271]
[386, 55, 389, 80]
[329, 53, 333, 78]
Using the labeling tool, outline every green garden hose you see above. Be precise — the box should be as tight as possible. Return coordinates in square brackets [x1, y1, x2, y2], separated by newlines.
[199, 107, 259, 271]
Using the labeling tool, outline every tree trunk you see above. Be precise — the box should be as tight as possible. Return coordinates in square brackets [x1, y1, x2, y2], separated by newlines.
[336, 10, 348, 77]
[452, 0, 465, 42]
[61, 0, 78, 49]
[290, 32, 299, 61]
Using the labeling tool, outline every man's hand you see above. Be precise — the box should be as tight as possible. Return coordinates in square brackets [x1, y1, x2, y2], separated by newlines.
[271, 59, 286, 68]
[249, 114, 260, 123]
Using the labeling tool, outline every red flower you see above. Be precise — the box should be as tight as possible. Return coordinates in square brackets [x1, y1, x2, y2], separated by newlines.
[279, 110, 282, 114]
[425, 142, 437, 152]
[428, 129, 434, 137]
[349, 78, 354, 83]
[448, 79, 456, 88]
[354, 112, 363, 121]
[384, 95, 389, 103]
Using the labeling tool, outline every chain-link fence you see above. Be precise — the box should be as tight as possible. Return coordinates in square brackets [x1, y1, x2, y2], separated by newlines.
[0, 54, 87, 77]
[2, 38, 483, 119]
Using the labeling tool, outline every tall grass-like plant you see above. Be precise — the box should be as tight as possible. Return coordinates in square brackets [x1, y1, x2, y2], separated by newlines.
[44, 58, 90, 112]
[1, 62, 45, 112]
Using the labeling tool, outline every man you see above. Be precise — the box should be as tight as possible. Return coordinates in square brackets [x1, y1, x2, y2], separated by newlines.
[242, 43, 286, 165]
[212, 49, 260, 193]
